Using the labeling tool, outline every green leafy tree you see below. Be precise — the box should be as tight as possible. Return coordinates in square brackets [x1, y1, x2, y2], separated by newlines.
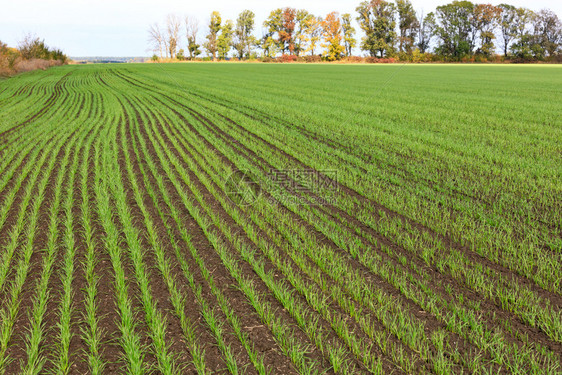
[417, 11, 436, 53]
[341, 13, 356, 56]
[294, 10, 312, 56]
[356, 0, 397, 57]
[233, 10, 256, 59]
[176, 49, 185, 60]
[498, 4, 519, 56]
[396, 0, 419, 54]
[302, 15, 323, 56]
[217, 19, 234, 59]
[205, 11, 221, 60]
[433, 1, 476, 59]
[260, 35, 279, 57]
[510, 9, 539, 59]
[534, 9, 562, 57]
[263, 9, 284, 54]
[185, 16, 201, 60]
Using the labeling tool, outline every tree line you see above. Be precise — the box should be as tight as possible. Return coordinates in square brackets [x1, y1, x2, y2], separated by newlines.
[148, 0, 562, 62]
[1, 35, 68, 76]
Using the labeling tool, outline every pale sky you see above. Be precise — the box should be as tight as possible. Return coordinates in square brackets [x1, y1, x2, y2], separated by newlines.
[1, 0, 561, 57]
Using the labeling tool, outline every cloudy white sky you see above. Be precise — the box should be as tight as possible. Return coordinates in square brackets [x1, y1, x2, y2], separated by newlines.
[2, 0, 561, 57]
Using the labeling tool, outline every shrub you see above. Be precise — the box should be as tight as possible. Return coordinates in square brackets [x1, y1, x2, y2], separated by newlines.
[301, 55, 322, 63]
[365, 56, 397, 63]
[343, 56, 364, 63]
[14, 58, 62, 73]
[277, 54, 298, 63]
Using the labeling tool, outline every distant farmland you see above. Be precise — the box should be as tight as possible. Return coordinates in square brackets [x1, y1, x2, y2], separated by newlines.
[0, 63, 561, 374]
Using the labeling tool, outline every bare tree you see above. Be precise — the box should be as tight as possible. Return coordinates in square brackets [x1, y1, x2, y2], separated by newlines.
[166, 14, 181, 59]
[185, 15, 200, 59]
[148, 23, 165, 58]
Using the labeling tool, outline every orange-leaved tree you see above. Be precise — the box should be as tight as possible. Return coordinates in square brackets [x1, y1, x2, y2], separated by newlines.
[322, 12, 345, 61]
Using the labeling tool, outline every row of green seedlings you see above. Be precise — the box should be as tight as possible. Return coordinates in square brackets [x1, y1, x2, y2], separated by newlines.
[114, 72, 556, 374]
[0, 134, 62, 291]
[162, 97, 556, 375]
[138, 97, 366, 373]
[141, 97, 408, 374]
[21, 121, 88, 373]
[204, 100, 562, 347]
[128, 96, 326, 375]
[0, 87, 85, 367]
[153, 99, 461, 374]
[78, 110, 107, 374]
[124, 93, 304, 374]
[145, 86, 450, 375]
[120, 96, 265, 374]
[120, 96, 233, 373]
[0, 89, 87, 292]
[21, 77, 101, 375]
[184, 71, 562, 296]
[93, 114, 164, 374]
[55, 104, 107, 374]
[77, 86, 127, 373]
[0, 129, 77, 372]
[195, 102, 561, 373]
[228, 100, 562, 298]
[0, 76, 89, 371]
[110, 113, 183, 374]
[144, 97, 415, 371]
[176, 80, 562, 298]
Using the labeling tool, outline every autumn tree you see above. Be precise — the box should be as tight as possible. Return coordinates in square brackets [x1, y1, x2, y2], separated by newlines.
[185, 16, 201, 59]
[473, 4, 502, 56]
[356, 0, 397, 57]
[205, 11, 221, 60]
[302, 15, 323, 55]
[396, 0, 419, 54]
[341, 13, 356, 56]
[294, 10, 312, 56]
[260, 34, 279, 57]
[217, 19, 234, 59]
[233, 10, 256, 59]
[321, 12, 345, 60]
[263, 7, 313, 56]
[263, 8, 283, 54]
[280, 8, 297, 54]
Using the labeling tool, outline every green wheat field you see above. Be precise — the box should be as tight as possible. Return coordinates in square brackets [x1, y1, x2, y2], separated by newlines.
[0, 63, 561, 374]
